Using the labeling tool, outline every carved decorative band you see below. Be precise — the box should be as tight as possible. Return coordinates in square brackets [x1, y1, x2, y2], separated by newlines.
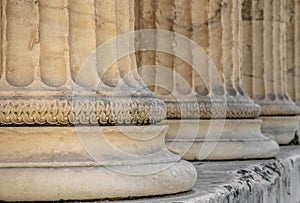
[259, 103, 300, 116]
[0, 97, 166, 125]
[166, 101, 260, 119]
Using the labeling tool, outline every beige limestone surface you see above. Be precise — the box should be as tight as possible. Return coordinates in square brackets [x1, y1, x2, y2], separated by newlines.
[0, 126, 197, 201]
[0, 0, 197, 201]
[107, 146, 300, 203]
[136, 0, 279, 160]
[286, 0, 300, 139]
[242, 0, 300, 144]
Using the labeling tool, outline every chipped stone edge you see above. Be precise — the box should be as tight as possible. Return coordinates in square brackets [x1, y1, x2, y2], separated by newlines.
[183, 150, 300, 203]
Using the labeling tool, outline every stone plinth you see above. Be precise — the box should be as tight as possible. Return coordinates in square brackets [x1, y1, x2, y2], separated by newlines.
[242, 0, 300, 144]
[136, 0, 279, 160]
[0, 0, 196, 201]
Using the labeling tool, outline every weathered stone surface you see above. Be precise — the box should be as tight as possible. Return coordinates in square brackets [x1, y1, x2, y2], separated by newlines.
[286, 0, 300, 107]
[0, 126, 197, 201]
[136, 0, 279, 160]
[260, 116, 300, 145]
[166, 119, 279, 160]
[0, 0, 197, 200]
[137, 0, 261, 119]
[286, 0, 300, 139]
[110, 146, 300, 203]
[241, 0, 300, 144]
[0, 0, 299, 201]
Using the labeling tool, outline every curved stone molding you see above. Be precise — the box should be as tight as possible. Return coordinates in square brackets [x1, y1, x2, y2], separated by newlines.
[136, 0, 279, 160]
[260, 116, 300, 144]
[165, 98, 260, 119]
[0, 161, 196, 202]
[166, 119, 279, 160]
[258, 102, 300, 116]
[0, 97, 166, 125]
[0, 126, 197, 201]
[242, 0, 300, 144]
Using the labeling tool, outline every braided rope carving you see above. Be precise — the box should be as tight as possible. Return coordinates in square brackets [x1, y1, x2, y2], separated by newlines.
[0, 97, 166, 125]
[166, 101, 260, 119]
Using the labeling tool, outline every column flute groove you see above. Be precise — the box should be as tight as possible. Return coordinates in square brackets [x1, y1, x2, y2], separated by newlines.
[155, 0, 175, 96]
[69, 0, 97, 87]
[0, 0, 2, 81]
[136, 0, 157, 92]
[191, 0, 209, 96]
[1, 0, 7, 83]
[297, 0, 300, 138]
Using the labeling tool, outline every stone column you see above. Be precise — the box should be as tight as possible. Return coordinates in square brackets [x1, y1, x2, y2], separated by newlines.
[286, 0, 300, 140]
[242, 0, 300, 144]
[136, 0, 279, 160]
[0, 0, 196, 201]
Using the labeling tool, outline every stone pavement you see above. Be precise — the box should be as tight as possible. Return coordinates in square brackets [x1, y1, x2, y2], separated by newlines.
[105, 146, 300, 203]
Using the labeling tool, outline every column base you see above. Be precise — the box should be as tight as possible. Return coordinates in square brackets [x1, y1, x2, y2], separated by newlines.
[0, 161, 195, 201]
[0, 126, 197, 201]
[260, 116, 300, 145]
[165, 119, 279, 160]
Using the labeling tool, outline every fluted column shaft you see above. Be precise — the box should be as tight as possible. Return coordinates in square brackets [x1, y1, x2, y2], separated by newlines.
[0, 0, 166, 125]
[242, 0, 300, 144]
[136, 0, 279, 160]
[138, 0, 261, 118]
[286, 0, 300, 139]
[0, 0, 196, 201]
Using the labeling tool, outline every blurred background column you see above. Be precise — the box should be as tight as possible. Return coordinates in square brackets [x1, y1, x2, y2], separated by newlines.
[286, 0, 300, 142]
[136, 0, 279, 160]
[242, 0, 300, 144]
